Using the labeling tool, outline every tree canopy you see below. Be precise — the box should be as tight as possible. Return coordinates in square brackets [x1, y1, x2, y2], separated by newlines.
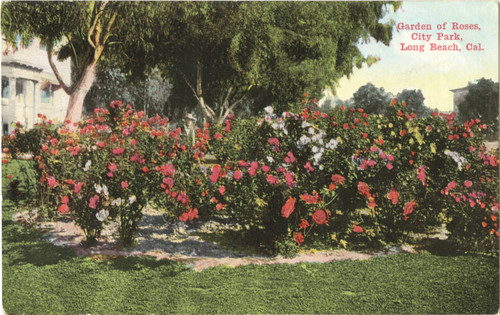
[2, 1, 401, 124]
[159, 1, 401, 123]
[457, 78, 499, 131]
[396, 89, 432, 117]
[352, 83, 392, 115]
[1, 1, 172, 123]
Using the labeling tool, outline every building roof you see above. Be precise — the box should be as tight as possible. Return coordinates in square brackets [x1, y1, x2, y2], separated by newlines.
[450, 86, 469, 93]
[1, 58, 43, 72]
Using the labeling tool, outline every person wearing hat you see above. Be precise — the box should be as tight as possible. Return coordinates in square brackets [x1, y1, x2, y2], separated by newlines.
[182, 113, 197, 146]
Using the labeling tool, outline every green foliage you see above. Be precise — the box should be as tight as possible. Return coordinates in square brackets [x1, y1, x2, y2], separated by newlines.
[396, 89, 432, 118]
[457, 78, 499, 132]
[85, 67, 172, 118]
[160, 2, 401, 121]
[2, 2, 401, 121]
[200, 101, 498, 251]
[4, 96, 499, 253]
[2, 205, 499, 315]
[2, 128, 499, 315]
[352, 83, 392, 114]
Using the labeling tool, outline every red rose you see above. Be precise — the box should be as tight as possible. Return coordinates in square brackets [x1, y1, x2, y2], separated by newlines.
[284, 152, 296, 164]
[299, 219, 310, 230]
[387, 189, 399, 205]
[404, 201, 417, 217]
[163, 177, 174, 188]
[188, 208, 199, 221]
[357, 182, 370, 197]
[108, 163, 118, 172]
[331, 174, 346, 185]
[294, 233, 305, 245]
[219, 186, 226, 195]
[233, 170, 243, 181]
[89, 195, 99, 209]
[210, 165, 221, 183]
[281, 197, 296, 218]
[312, 209, 328, 225]
[179, 213, 189, 222]
[58, 204, 69, 214]
[266, 175, 279, 185]
[353, 225, 364, 233]
[47, 177, 58, 188]
[238, 160, 249, 167]
[300, 192, 321, 204]
[74, 182, 83, 194]
[248, 162, 259, 176]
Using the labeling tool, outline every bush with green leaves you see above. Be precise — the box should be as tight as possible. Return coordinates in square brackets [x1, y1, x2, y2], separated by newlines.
[3, 98, 498, 253]
[196, 101, 498, 252]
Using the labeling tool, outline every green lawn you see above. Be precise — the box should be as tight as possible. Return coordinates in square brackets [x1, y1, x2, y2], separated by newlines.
[3, 160, 499, 314]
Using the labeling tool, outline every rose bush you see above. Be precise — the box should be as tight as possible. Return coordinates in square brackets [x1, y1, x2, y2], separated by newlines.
[3, 96, 498, 253]
[198, 100, 498, 252]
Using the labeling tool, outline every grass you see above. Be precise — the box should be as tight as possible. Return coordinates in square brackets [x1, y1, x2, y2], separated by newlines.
[3, 160, 500, 314]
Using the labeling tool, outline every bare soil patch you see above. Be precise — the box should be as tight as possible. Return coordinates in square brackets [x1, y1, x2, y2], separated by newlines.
[485, 141, 499, 152]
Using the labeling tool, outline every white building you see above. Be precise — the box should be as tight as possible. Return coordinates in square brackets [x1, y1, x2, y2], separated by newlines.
[1, 37, 71, 134]
[450, 86, 469, 115]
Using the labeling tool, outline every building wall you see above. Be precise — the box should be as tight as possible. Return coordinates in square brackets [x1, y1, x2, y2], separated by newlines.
[451, 87, 469, 114]
[1, 37, 71, 133]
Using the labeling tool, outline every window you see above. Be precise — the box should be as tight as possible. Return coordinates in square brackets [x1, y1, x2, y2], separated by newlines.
[2, 77, 9, 99]
[16, 79, 23, 95]
[15, 79, 24, 104]
[41, 87, 52, 103]
[3, 123, 8, 135]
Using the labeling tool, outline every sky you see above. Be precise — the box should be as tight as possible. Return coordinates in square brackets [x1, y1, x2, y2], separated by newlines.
[334, 0, 498, 112]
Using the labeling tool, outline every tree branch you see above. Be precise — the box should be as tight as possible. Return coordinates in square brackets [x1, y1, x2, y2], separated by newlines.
[46, 43, 72, 95]
[180, 71, 199, 101]
[101, 11, 118, 46]
[181, 69, 216, 122]
[222, 85, 234, 111]
[196, 61, 203, 97]
[219, 85, 234, 118]
[220, 84, 254, 123]
[87, 1, 107, 49]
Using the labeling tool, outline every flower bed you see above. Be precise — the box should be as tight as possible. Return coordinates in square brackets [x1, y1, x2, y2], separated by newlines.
[3, 98, 498, 254]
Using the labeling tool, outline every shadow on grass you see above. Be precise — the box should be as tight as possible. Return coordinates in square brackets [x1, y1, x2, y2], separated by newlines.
[414, 238, 462, 256]
[3, 217, 190, 276]
[194, 229, 269, 257]
[101, 255, 190, 276]
[3, 219, 76, 267]
[412, 237, 499, 259]
[136, 237, 243, 258]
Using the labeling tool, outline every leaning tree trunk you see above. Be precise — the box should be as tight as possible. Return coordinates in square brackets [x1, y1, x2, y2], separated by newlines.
[46, 1, 117, 126]
[65, 63, 97, 124]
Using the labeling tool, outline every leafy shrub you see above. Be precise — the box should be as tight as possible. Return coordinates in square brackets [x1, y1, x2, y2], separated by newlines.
[198, 102, 498, 251]
[3, 98, 498, 253]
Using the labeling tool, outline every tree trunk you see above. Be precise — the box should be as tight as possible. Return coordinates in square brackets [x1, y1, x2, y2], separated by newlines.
[199, 95, 216, 123]
[64, 63, 97, 124]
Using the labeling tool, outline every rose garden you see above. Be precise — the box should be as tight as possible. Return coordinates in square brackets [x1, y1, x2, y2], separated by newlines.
[2, 97, 499, 313]
[2, 1, 499, 313]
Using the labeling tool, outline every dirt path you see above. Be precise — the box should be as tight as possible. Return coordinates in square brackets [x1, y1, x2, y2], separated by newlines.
[485, 141, 498, 152]
[14, 208, 417, 271]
